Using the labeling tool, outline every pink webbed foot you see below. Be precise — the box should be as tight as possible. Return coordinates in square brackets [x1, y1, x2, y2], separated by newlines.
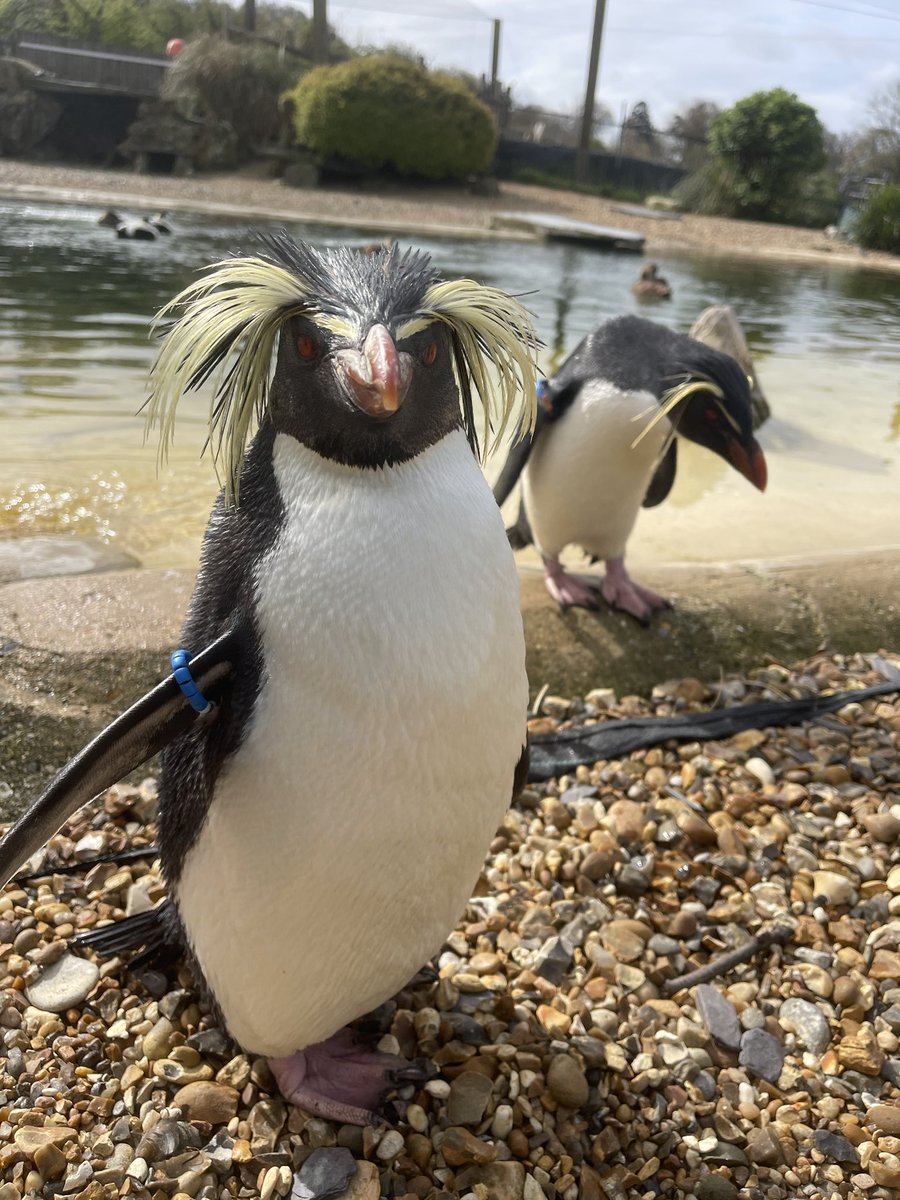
[601, 556, 671, 624]
[269, 1029, 431, 1126]
[544, 558, 601, 611]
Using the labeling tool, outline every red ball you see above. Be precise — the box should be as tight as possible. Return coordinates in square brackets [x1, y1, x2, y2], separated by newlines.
[166, 38, 185, 58]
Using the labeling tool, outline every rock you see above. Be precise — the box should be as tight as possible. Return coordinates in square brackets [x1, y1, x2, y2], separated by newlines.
[546, 1055, 589, 1108]
[779, 997, 831, 1055]
[24, 953, 99, 1012]
[536, 1005, 571, 1037]
[331, 1161, 379, 1200]
[837, 1029, 884, 1075]
[695, 1176, 739, 1200]
[695, 985, 742, 1050]
[746, 1126, 784, 1166]
[738, 1029, 784, 1083]
[811, 870, 857, 906]
[523, 1174, 544, 1200]
[601, 922, 645, 963]
[606, 799, 645, 844]
[863, 812, 900, 843]
[814, 1130, 860, 1164]
[173, 1081, 240, 1124]
[647, 934, 679, 956]
[292, 1147, 358, 1198]
[796, 962, 834, 997]
[454, 1161, 525, 1200]
[34, 1141, 67, 1179]
[14, 1126, 78, 1156]
[870, 949, 900, 980]
[142, 1016, 176, 1061]
[441, 1127, 497, 1167]
[447, 1073, 494, 1125]
[676, 811, 718, 845]
[533, 936, 572, 983]
[865, 1103, 900, 1137]
[745, 756, 775, 787]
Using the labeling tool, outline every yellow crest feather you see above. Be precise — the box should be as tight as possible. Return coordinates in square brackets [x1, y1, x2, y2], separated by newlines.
[145, 242, 539, 503]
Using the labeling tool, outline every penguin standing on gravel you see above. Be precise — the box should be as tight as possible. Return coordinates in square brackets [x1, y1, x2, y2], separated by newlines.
[494, 315, 767, 621]
[0, 235, 538, 1124]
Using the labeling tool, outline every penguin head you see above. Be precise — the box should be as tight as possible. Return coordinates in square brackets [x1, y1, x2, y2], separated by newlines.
[668, 346, 767, 492]
[146, 235, 539, 498]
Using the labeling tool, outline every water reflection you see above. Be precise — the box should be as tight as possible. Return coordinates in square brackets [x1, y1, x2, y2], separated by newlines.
[1, 198, 899, 567]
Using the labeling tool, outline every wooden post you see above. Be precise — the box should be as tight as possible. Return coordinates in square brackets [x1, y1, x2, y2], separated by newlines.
[312, 0, 328, 64]
[490, 19, 501, 101]
[243, 0, 256, 33]
[576, 0, 608, 185]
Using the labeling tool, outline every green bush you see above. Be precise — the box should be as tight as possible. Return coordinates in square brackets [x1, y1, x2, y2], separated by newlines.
[163, 36, 297, 156]
[855, 184, 900, 253]
[287, 54, 497, 180]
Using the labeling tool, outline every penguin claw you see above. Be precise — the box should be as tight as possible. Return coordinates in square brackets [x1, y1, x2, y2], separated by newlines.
[389, 1057, 437, 1085]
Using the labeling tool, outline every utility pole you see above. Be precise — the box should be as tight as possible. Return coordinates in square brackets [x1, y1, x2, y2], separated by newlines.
[576, 0, 608, 184]
[312, 0, 328, 64]
[490, 19, 501, 102]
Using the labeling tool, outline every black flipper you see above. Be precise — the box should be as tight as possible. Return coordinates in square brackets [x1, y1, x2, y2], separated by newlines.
[0, 629, 240, 889]
[642, 438, 678, 508]
[492, 406, 549, 508]
[75, 900, 181, 972]
[506, 496, 534, 550]
[527, 679, 899, 781]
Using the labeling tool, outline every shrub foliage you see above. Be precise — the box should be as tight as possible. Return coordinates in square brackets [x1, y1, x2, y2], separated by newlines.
[706, 88, 826, 222]
[855, 183, 900, 253]
[163, 36, 296, 156]
[288, 54, 497, 179]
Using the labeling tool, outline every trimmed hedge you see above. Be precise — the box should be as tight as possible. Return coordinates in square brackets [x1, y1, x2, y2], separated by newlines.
[855, 184, 900, 254]
[288, 54, 497, 180]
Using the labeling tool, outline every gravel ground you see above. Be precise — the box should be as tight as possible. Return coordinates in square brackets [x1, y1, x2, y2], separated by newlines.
[1, 650, 899, 1200]
[2, 159, 899, 272]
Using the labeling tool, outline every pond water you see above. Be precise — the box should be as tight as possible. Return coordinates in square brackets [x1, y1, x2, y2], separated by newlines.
[1, 199, 898, 570]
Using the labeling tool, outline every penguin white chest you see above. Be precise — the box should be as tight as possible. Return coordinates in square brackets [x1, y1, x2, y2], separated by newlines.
[523, 381, 672, 561]
[177, 431, 527, 1056]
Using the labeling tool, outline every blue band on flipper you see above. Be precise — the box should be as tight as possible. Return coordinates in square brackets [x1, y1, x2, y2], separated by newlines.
[171, 649, 212, 714]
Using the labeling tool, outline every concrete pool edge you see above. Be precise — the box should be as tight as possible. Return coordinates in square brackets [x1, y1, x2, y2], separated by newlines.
[0, 549, 897, 812]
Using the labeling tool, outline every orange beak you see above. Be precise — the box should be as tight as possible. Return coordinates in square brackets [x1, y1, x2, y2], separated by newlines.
[727, 437, 768, 492]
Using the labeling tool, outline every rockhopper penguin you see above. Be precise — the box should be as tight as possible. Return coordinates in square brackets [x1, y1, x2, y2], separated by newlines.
[493, 315, 767, 621]
[0, 235, 539, 1125]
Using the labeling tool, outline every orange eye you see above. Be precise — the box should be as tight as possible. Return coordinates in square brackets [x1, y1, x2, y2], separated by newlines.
[297, 334, 317, 360]
[422, 341, 438, 367]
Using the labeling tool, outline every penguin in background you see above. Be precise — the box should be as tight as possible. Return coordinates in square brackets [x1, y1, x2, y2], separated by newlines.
[494, 314, 767, 622]
[0, 236, 538, 1125]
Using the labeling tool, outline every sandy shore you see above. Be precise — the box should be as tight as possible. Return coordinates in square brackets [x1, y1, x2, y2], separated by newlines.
[2, 158, 899, 272]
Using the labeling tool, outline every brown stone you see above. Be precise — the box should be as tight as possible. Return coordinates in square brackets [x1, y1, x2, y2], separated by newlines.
[606, 799, 645, 844]
[14, 1127, 78, 1156]
[546, 1055, 589, 1108]
[33, 1141, 67, 1179]
[869, 950, 900, 981]
[173, 1080, 240, 1124]
[866, 1104, 900, 1137]
[837, 1028, 884, 1075]
[440, 1127, 497, 1167]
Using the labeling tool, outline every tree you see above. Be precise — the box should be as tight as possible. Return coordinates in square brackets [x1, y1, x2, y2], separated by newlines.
[668, 100, 720, 170]
[620, 100, 661, 161]
[709, 88, 825, 221]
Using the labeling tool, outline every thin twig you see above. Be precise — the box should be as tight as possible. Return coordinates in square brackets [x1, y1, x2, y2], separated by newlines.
[663, 924, 794, 995]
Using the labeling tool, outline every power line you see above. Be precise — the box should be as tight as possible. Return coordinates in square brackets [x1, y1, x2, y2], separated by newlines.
[788, 0, 900, 21]
[326, 0, 492, 21]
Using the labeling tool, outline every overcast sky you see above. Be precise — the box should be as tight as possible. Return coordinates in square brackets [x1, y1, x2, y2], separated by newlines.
[300, 0, 900, 135]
